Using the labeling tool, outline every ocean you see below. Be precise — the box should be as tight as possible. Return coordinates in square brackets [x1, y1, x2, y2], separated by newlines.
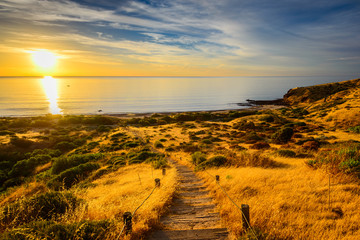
[0, 76, 350, 117]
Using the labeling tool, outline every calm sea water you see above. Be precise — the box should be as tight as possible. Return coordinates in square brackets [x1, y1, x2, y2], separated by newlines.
[0, 76, 349, 117]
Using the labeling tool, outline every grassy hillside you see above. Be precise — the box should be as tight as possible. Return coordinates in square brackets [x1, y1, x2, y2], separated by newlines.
[1, 78, 360, 239]
[283, 78, 360, 128]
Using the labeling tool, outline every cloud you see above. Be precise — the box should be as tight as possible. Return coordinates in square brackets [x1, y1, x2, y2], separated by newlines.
[0, 0, 359, 76]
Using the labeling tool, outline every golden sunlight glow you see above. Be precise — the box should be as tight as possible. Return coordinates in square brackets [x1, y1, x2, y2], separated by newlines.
[32, 50, 57, 69]
[41, 76, 62, 114]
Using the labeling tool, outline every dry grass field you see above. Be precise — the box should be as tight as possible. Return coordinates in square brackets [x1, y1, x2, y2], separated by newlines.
[1, 79, 360, 239]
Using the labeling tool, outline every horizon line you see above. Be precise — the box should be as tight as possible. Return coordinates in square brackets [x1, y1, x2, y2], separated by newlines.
[0, 75, 353, 78]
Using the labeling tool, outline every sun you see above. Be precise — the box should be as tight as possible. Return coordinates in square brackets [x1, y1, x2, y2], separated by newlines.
[32, 50, 57, 69]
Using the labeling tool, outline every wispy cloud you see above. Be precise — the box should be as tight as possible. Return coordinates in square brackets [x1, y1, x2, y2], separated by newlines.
[0, 0, 359, 76]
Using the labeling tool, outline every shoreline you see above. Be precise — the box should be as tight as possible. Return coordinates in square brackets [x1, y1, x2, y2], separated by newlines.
[0, 102, 287, 119]
[107, 104, 285, 119]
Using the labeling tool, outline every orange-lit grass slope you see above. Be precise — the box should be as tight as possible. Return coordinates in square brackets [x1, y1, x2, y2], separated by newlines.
[132, 99, 360, 239]
[75, 164, 177, 239]
[0, 122, 178, 240]
[199, 159, 360, 239]
[284, 78, 360, 128]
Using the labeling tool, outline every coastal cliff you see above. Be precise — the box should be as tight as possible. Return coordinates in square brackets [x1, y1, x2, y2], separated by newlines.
[283, 78, 360, 128]
[283, 78, 360, 105]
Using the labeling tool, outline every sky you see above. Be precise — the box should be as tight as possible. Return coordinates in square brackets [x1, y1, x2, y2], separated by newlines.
[0, 0, 359, 77]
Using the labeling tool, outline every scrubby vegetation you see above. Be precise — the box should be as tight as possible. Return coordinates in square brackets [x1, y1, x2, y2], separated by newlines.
[1, 78, 360, 239]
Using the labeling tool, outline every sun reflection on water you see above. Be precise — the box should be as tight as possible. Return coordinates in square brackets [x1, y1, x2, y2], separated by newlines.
[41, 76, 62, 114]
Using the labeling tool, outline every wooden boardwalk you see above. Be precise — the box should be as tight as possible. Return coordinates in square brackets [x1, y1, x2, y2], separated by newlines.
[147, 162, 228, 240]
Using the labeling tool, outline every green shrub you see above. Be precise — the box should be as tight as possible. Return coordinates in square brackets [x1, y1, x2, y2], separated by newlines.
[260, 115, 274, 123]
[107, 156, 126, 166]
[0, 130, 15, 136]
[86, 141, 99, 150]
[96, 125, 111, 132]
[250, 142, 270, 150]
[276, 149, 296, 158]
[49, 163, 100, 189]
[9, 159, 35, 177]
[8, 119, 31, 128]
[245, 132, 263, 142]
[55, 141, 76, 152]
[154, 141, 164, 148]
[0, 220, 112, 240]
[51, 153, 103, 175]
[272, 127, 293, 144]
[177, 142, 199, 153]
[26, 148, 61, 158]
[32, 120, 53, 128]
[1, 177, 23, 190]
[191, 152, 206, 166]
[339, 159, 360, 173]
[201, 139, 213, 145]
[349, 126, 360, 134]
[10, 136, 33, 148]
[196, 155, 227, 170]
[123, 141, 140, 149]
[1, 192, 80, 228]
[9, 155, 51, 178]
[151, 157, 168, 169]
[165, 147, 175, 152]
[128, 150, 159, 164]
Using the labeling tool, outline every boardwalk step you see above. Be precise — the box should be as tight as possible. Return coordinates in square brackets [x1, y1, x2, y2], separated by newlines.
[148, 228, 229, 240]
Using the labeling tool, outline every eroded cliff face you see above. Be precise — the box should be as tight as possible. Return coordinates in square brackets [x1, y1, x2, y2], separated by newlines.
[283, 78, 360, 105]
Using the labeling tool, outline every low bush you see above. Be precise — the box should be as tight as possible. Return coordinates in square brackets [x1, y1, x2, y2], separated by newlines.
[272, 127, 293, 144]
[229, 152, 286, 169]
[201, 139, 213, 145]
[1, 192, 80, 229]
[9, 154, 52, 178]
[276, 149, 296, 158]
[154, 141, 164, 148]
[9, 136, 33, 148]
[196, 155, 227, 170]
[307, 144, 360, 176]
[107, 156, 126, 166]
[0, 130, 15, 136]
[48, 163, 100, 189]
[349, 126, 360, 134]
[1, 220, 112, 240]
[55, 141, 76, 152]
[26, 148, 61, 158]
[302, 141, 320, 151]
[260, 115, 274, 123]
[250, 142, 270, 150]
[123, 141, 141, 149]
[191, 152, 207, 166]
[51, 153, 103, 175]
[165, 147, 175, 152]
[151, 157, 168, 169]
[96, 125, 111, 132]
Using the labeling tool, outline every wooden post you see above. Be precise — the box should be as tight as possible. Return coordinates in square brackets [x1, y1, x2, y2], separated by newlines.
[241, 204, 250, 231]
[162, 168, 166, 176]
[155, 178, 160, 187]
[328, 173, 331, 211]
[123, 212, 132, 234]
[216, 175, 220, 183]
[138, 173, 142, 185]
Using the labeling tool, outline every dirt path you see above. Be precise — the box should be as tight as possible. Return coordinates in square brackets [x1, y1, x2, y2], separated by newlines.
[123, 127, 228, 239]
[147, 160, 228, 240]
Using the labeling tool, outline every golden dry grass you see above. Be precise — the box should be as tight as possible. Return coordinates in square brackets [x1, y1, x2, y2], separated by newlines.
[74, 163, 177, 239]
[198, 157, 360, 239]
[130, 114, 360, 239]
[0, 181, 47, 206]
